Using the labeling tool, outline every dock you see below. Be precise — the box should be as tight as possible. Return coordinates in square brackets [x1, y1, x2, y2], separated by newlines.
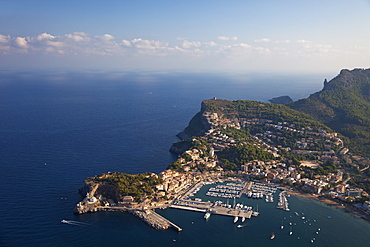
[170, 200, 254, 220]
[170, 205, 207, 212]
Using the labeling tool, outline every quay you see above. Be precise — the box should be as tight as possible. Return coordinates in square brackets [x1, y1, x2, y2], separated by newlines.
[170, 205, 207, 212]
[171, 199, 254, 220]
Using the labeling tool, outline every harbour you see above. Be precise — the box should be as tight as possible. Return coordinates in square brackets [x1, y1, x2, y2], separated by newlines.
[168, 180, 270, 225]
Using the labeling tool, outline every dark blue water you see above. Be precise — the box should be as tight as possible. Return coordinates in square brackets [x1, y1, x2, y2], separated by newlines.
[1, 70, 369, 246]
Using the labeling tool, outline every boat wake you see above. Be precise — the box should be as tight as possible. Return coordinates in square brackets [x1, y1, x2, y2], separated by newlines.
[61, 219, 90, 226]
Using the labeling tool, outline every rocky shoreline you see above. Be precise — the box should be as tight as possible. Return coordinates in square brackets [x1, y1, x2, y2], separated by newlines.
[130, 209, 170, 230]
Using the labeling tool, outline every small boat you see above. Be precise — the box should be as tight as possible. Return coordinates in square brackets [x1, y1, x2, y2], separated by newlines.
[241, 217, 245, 222]
[204, 212, 211, 220]
[270, 232, 275, 240]
[234, 216, 239, 224]
[289, 226, 293, 235]
[237, 224, 243, 228]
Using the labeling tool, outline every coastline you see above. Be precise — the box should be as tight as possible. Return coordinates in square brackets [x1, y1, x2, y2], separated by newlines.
[75, 96, 370, 231]
[289, 190, 370, 223]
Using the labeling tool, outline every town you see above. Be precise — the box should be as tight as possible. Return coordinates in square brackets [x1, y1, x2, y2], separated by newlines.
[74, 100, 370, 230]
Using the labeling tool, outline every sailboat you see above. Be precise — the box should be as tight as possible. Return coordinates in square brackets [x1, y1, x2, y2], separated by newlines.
[289, 226, 293, 235]
[281, 219, 284, 229]
[270, 232, 275, 240]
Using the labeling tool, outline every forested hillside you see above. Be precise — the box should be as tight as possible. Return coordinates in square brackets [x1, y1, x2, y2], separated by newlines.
[289, 68, 370, 155]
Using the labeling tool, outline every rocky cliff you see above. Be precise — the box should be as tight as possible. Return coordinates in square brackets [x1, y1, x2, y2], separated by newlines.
[170, 101, 214, 154]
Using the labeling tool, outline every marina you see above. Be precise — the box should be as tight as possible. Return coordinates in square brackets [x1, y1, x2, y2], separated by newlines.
[277, 191, 290, 211]
[171, 180, 259, 223]
[171, 181, 292, 224]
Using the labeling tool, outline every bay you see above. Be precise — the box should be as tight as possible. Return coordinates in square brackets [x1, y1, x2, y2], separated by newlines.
[1, 70, 369, 246]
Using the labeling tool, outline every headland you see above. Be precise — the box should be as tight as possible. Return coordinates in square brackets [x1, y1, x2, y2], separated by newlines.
[75, 69, 370, 230]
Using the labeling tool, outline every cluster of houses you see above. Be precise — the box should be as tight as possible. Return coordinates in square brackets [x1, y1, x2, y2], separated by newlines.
[153, 110, 370, 211]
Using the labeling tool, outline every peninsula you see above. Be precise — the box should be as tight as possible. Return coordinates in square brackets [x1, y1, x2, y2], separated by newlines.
[75, 68, 370, 230]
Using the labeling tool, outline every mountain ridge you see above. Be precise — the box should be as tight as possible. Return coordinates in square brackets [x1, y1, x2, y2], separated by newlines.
[289, 68, 370, 155]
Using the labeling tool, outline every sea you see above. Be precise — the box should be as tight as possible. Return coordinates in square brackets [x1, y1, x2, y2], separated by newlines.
[1, 70, 370, 247]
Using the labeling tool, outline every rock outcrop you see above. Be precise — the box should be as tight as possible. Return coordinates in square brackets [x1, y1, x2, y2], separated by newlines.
[269, 95, 293, 104]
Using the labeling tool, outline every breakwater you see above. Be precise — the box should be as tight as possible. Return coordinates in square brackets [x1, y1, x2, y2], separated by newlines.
[130, 209, 182, 231]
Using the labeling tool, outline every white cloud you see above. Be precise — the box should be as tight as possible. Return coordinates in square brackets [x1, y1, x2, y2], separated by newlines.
[65, 32, 89, 42]
[204, 41, 217, 47]
[182, 40, 201, 48]
[131, 38, 167, 50]
[236, 43, 251, 49]
[255, 38, 270, 43]
[14, 37, 28, 48]
[217, 36, 238, 41]
[1, 32, 367, 73]
[0, 34, 10, 43]
[121, 39, 131, 47]
[217, 36, 229, 41]
[96, 34, 115, 41]
[37, 33, 55, 40]
[46, 40, 65, 47]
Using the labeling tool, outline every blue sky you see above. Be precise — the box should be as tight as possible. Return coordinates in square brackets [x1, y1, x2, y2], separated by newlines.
[1, 0, 370, 73]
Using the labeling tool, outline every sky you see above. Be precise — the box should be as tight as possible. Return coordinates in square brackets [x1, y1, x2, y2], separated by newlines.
[1, 0, 370, 73]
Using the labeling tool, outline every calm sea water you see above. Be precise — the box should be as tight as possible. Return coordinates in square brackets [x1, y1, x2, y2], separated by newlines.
[1, 70, 369, 246]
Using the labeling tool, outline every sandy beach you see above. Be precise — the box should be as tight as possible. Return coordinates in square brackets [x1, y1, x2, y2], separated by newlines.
[289, 190, 370, 222]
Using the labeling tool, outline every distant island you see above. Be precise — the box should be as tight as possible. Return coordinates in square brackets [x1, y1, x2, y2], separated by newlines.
[75, 68, 370, 230]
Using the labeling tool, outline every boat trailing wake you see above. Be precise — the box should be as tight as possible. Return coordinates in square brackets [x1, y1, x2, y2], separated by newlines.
[61, 219, 90, 226]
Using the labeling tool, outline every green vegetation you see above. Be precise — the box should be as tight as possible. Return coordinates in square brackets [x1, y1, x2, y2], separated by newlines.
[218, 144, 274, 171]
[300, 160, 337, 177]
[86, 172, 163, 202]
[289, 68, 370, 156]
[349, 168, 370, 193]
[203, 99, 331, 131]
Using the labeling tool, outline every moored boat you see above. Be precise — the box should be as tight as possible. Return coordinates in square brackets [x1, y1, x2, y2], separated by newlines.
[234, 216, 238, 223]
[204, 212, 211, 220]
